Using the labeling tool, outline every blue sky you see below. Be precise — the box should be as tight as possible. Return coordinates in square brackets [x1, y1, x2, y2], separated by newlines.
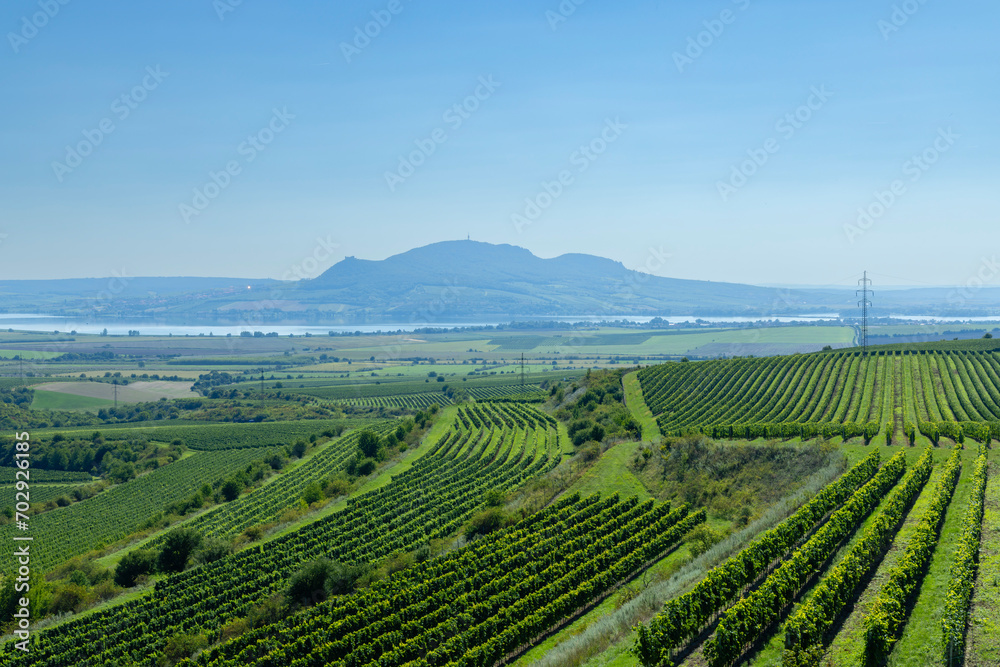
[1, 0, 997, 287]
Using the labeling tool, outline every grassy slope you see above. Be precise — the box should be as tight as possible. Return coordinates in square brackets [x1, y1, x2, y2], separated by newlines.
[563, 442, 653, 503]
[623, 370, 661, 444]
[967, 454, 1000, 666]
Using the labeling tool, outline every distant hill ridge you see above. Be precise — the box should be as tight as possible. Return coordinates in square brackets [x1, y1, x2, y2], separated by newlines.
[2, 240, 1000, 321]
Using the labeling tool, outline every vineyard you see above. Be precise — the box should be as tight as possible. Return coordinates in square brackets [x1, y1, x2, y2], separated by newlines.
[1, 345, 997, 667]
[639, 349, 1000, 442]
[635, 443, 993, 667]
[0, 402, 563, 666]
[182, 493, 704, 667]
[0, 446, 283, 573]
[329, 385, 545, 409]
[0, 467, 92, 484]
[29, 418, 372, 451]
[144, 421, 398, 544]
[0, 482, 93, 505]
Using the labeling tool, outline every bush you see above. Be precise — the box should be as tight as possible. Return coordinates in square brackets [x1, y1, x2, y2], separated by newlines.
[684, 523, 724, 558]
[465, 507, 508, 541]
[578, 441, 601, 462]
[247, 594, 286, 628]
[357, 430, 382, 458]
[159, 631, 208, 665]
[158, 528, 203, 573]
[286, 558, 366, 608]
[348, 455, 377, 477]
[484, 488, 506, 507]
[194, 538, 233, 565]
[302, 481, 323, 505]
[220, 479, 243, 501]
[115, 549, 158, 587]
[323, 475, 352, 498]
[49, 582, 94, 615]
[325, 561, 368, 597]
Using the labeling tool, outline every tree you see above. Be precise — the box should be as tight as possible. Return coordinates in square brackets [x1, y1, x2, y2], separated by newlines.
[465, 508, 508, 540]
[286, 558, 365, 608]
[685, 524, 724, 557]
[357, 430, 381, 458]
[220, 479, 243, 501]
[194, 538, 233, 565]
[158, 528, 203, 573]
[302, 481, 323, 505]
[115, 549, 158, 587]
[484, 488, 506, 507]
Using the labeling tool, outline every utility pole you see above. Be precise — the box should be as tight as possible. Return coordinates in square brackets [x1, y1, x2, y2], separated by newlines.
[113, 380, 118, 409]
[260, 368, 265, 407]
[856, 271, 873, 356]
[520, 353, 525, 388]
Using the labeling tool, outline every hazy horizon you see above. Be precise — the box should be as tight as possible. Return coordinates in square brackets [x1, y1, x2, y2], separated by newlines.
[0, 237, 994, 292]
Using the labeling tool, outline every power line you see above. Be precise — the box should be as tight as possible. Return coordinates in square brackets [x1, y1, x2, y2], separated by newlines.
[856, 271, 873, 356]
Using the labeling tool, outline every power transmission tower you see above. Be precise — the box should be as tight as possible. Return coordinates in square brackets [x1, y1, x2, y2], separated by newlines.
[856, 271, 873, 356]
[520, 353, 525, 388]
[113, 380, 118, 409]
[260, 368, 265, 407]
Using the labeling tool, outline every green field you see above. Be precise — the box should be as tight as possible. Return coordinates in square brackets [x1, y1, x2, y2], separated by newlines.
[31, 389, 114, 411]
[0, 349, 60, 359]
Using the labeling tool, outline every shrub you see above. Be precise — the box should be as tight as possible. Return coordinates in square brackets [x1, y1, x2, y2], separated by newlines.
[302, 481, 323, 505]
[484, 488, 506, 507]
[685, 523, 724, 558]
[286, 558, 366, 608]
[49, 582, 94, 615]
[158, 528, 203, 573]
[114, 549, 158, 587]
[194, 538, 233, 565]
[220, 479, 243, 501]
[159, 631, 208, 665]
[465, 507, 508, 541]
[357, 430, 382, 458]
